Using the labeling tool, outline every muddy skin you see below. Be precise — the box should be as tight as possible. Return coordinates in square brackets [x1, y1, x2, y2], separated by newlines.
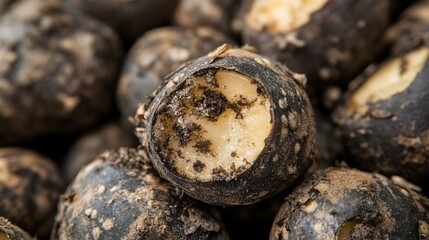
[136, 45, 316, 206]
[0, 0, 122, 145]
[333, 39, 429, 184]
[117, 27, 236, 130]
[240, 0, 391, 97]
[52, 148, 229, 240]
[270, 168, 429, 240]
[64, 0, 178, 43]
[0, 148, 63, 238]
[173, 0, 241, 36]
[0, 217, 34, 240]
[63, 123, 138, 184]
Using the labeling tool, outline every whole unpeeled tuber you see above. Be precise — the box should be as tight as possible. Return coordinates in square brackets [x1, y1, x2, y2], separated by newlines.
[52, 148, 229, 240]
[0, 0, 122, 144]
[0, 148, 63, 238]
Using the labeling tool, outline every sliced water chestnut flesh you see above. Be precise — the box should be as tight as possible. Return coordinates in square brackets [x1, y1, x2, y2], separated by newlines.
[137, 45, 316, 205]
[333, 46, 429, 183]
[241, 0, 390, 94]
[270, 168, 429, 240]
[117, 27, 235, 129]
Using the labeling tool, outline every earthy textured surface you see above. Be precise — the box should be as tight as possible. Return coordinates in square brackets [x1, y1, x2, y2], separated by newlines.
[241, 0, 390, 95]
[136, 45, 315, 205]
[63, 123, 137, 183]
[0, 0, 122, 145]
[117, 26, 235, 129]
[0, 217, 34, 240]
[333, 47, 429, 184]
[0, 148, 63, 238]
[270, 168, 429, 240]
[65, 0, 178, 43]
[52, 148, 229, 240]
[173, 0, 240, 35]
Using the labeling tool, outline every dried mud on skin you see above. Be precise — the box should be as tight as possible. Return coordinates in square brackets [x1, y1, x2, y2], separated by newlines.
[0, 0, 122, 144]
[117, 26, 236, 129]
[136, 45, 315, 205]
[52, 148, 229, 240]
[0, 148, 63, 238]
[270, 168, 429, 240]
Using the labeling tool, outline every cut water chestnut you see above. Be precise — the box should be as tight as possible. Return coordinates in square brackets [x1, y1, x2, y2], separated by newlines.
[136, 45, 316, 205]
[270, 168, 429, 240]
[334, 0, 429, 184]
[240, 0, 391, 97]
[333, 7, 429, 183]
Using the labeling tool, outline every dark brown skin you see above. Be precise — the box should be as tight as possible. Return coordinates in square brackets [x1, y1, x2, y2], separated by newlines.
[386, 0, 429, 56]
[117, 26, 236, 129]
[65, 0, 178, 43]
[173, 0, 240, 35]
[270, 168, 429, 240]
[136, 45, 315, 205]
[52, 148, 229, 240]
[314, 109, 343, 170]
[0, 148, 63, 238]
[0, 0, 122, 145]
[0, 0, 12, 15]
[241, 0, 390, 95]
[333, 47, 429, 183]
[63, 122, 138, 183]
[0, 217, 34, 240]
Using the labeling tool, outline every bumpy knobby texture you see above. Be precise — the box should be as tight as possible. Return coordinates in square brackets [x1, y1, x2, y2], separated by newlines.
[52, 148, 229, 240]
[63, 123, 137, 183]
[0, 148, 63, 238]
[173, 0, 239, 35]
[117, 27, 235, 128]
[136, 45, 315, 205]
[333, 42, 429, 183]
[0, 217, 34, 240]
[270, 168, 429, 240]
[0, 0, 122, 144]
[241, 0, 390, 94]
[386, 0, 429, 56]
[65, 0, 178, 42]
